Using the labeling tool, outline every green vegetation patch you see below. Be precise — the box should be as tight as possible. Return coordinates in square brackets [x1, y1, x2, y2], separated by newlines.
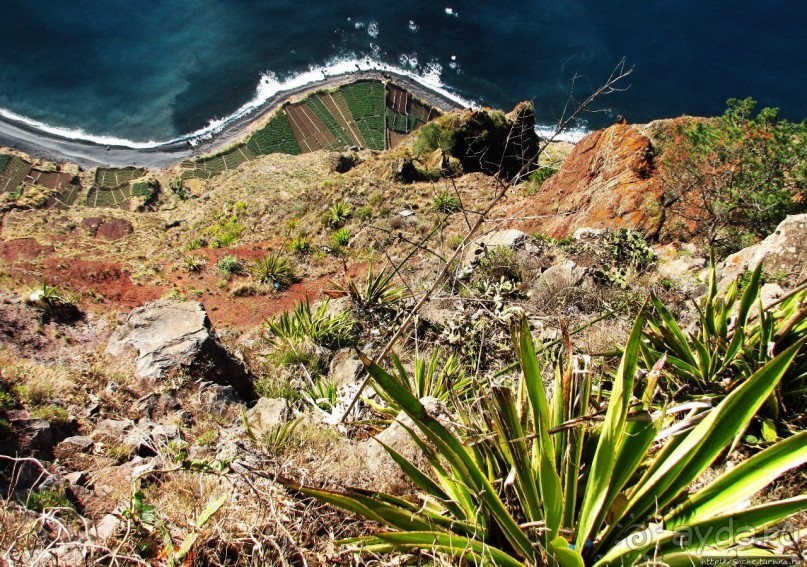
[386, 109, 417, 133]
[86, 187, 129, 209]
[341, 80, 386, 150]
[246, 110, 301, 156]
[306, 96, 353, 147]
[0, 154, 11, 173]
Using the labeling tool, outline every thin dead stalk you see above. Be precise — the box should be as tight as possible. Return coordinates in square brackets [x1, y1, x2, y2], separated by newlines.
[341, 60, 633, 421]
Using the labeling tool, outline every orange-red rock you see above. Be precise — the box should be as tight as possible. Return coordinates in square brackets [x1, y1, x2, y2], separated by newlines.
[502, 123, 664, 239]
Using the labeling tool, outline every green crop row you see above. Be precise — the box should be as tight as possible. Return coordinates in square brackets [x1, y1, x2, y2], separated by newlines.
[386, 110, 417, 133]
[342, 81, 386, 150]
[87, 187, 128, 209]
[246, 111, 301, 156]
[305, 97, 353, 148]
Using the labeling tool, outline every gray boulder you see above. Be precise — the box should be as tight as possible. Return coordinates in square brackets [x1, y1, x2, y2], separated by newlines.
[460, 229, 536, 274]
[536, 260, 591, 290]
[245, 398, 289, 436]
[329, 349, 363, 386]
[719, 215, 807, 288]
[106, 300, 254, 399]
[360, 397, 452, 480]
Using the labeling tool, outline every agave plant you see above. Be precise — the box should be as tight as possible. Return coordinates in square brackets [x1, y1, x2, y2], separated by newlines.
[327, 201, 353, 228]
[331, 228, 352, 248]
[326, 264, 407, 311]
[643, 261, 807, 424]
[369, 349, 473, 418]
[265, 297, 356, 351]
[286, 312, 807, 565]
[251, 252, 295, 290]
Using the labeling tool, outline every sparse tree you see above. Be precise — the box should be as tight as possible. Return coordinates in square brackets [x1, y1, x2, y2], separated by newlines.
[661, 98, 806, 255]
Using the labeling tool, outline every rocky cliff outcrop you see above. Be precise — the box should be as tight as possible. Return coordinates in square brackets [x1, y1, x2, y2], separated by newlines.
[449, 102, 539, 180]
[504, 122, 664, 239]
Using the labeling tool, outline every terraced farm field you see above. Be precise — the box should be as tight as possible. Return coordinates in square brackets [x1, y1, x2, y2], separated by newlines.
[306, 95, 354, 147]
[0, 155, 32, 193]
[180, 79, 439, 179]
[341, 81, 386, 150]
[86, 186, 131, 209]
[315, 91, 364, 147]
[246, 111, 301, 156]
[88, 167, 150, 209]
[29, 169, 74, 192]
[44, 184, 82, 210]
[181, 145, 256, 180]
[94, 167, 145, 189]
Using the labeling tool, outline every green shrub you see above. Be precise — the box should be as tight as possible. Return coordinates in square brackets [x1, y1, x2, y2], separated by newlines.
[528, 165, 558, 190]
[251, 252, 295, 290]
[605, 228, 655, 272]
[216, 255, 243, 276]
[0, 389, 16, 410]
[413, 121, 456, 157]
[31, 405, 69, 426]
[431, 192, 461, 214]
[326, 202, 353, 228]
[355, 205, 373, 221]
[255, 376, 303, 404]
[26, 488, 72, 512]
[331, 228, 351, 248]
[470, 246, 521, 286]
[204, 216, 245, 248]
[186, 237, 207, 250]
[662, 98, 807, 255]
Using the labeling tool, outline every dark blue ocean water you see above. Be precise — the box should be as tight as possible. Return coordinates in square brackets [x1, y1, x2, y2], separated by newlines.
[0, 0, 804, 144]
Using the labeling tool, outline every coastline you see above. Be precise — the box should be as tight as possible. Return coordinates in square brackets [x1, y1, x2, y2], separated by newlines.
[0, 70, 465, 170]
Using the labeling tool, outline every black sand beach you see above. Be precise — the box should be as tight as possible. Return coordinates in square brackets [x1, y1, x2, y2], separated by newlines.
[0, 71, 464, 170]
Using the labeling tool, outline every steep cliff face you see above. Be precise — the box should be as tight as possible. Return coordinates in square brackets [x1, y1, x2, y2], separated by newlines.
[504, 122, 665, 239]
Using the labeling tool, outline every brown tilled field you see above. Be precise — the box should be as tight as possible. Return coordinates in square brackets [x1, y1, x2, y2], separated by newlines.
[285, 103, 338, 152]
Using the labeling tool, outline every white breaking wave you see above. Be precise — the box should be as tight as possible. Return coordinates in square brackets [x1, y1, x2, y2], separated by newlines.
[535, 124, 589, 143]
[0, 55, 589, 149]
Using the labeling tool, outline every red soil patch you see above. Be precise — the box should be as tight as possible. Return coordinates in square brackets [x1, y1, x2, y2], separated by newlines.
[198, 276, 333, 328]
[80, 217, 134, 241]
[0, 238, 54, 262]
[39, 257, 164, 309]
[96, 219, 134, 241]
[170, 242, 345, 328]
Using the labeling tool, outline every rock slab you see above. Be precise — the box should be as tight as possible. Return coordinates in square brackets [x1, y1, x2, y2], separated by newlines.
[106, 300, 254, 398]
[720, 215, 807, 288]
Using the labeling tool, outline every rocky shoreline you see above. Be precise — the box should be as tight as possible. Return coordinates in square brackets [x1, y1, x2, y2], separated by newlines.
[0, 70, 466, 170]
